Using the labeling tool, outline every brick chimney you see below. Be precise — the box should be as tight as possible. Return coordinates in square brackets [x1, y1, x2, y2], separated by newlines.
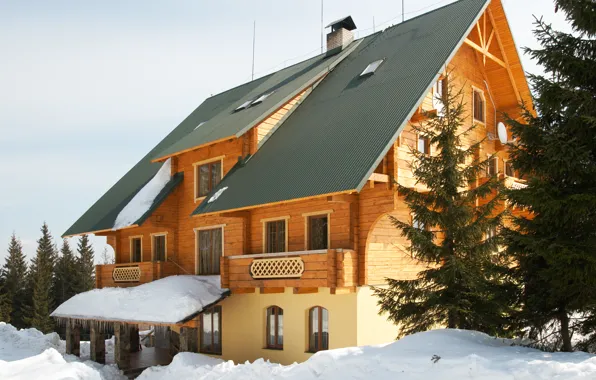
[326, 16, 357, 54]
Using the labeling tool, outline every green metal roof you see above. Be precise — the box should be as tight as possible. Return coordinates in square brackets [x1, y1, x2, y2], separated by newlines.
[194, 0, 490, 216]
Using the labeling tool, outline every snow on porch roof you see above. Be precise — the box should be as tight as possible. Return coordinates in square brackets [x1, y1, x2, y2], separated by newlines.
[51, 275, 229, 325]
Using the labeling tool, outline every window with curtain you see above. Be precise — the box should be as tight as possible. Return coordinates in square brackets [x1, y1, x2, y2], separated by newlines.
[487, 157, 498, 177]
[131, 237, 142, 262]
[196, 160, 222, 198]
[417, 135, 430, 155]
[265, 220, 286, 253]
[266, 306, 283, 349]
[197, 228, 222, 275]
[152, 235, 166, 262]
[308, 306, 329, 353]
[473, 89, 485, 122]
[200, 306, 222, 354]
[308, 215, 328, 250]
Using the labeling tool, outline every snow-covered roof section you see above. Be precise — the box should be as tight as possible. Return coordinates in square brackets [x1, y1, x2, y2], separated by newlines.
[113, 158, 172, 230]
[51, 276, 229, 324]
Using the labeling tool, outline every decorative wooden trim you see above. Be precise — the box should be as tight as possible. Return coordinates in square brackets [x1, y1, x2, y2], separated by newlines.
[194, 225, 225, 275]
[193, 224, 227, 232]
[191, 156, 226, 167]
[260, 215, 291, 223]
[150, 232, 168, 262]
[301, 210, 333, 217]
[194, 157, 225, 202]
[128, 235, 143, 263]
[250, 257, 305, 278]
[112, 265, 141, 282]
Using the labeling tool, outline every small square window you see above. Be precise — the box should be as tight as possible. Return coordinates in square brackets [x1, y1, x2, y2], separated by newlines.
[417, 135, 430, 155]
[235, 100, 252, 111]
[360, 59, 384, 76]
[251, 92, 273, 106]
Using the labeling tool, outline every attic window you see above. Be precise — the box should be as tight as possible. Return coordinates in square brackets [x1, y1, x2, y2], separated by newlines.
[251, 92, 273, 106]
[360, 59, 384, 76]
[235, 100, 253, 112]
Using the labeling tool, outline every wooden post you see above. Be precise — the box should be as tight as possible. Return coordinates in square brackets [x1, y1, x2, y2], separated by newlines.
[65, 320, 81, 356]
[90, 322, 106, 364]
[179, 327, 199, 353]
[169, 328, 180, 357]
[130, 325, 140, 353]
[114, 323, 131, 369]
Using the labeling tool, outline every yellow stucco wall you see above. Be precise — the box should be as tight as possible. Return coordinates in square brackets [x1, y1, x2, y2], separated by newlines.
[356, 286, 399, 346]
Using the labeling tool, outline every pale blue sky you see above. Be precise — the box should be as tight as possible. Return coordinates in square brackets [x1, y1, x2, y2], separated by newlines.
[0, 0, 567, 262]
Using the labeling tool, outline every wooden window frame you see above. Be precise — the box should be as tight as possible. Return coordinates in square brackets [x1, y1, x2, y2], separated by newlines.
[503, 159, 515, 178]
[265, 306, 283, 350]
[434, 76, 448, 101]
[416, 134, 431, 156]
[193, 156, 225, 202]
[486, 156, 499, 177]
[472, 86, 486, 124]
[308, 306, 329, 353]
[261, 216, 290, 254]
[199, 305, 222, 355]
[129, 235, 143, 263]
[150, 232, 168, 262]
[302, 210, 333, 251]
[194, 224, 226, 275]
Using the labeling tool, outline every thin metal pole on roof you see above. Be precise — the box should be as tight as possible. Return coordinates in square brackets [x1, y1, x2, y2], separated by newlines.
[252, 20, 256, 80]
[320, 0, 324, 53]
[373, 16, 375, 33]
[402, 0, 405, 22]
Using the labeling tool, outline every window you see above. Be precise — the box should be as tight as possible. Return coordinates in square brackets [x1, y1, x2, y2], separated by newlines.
[434, 77, 448, 115]
[265, 220, 286, 253]
[417, 135, 430, 155]
[360, 59, 384, 76]
[235, 100, 252, 111]
[200, 306, 222, 355]
[266, 306, 283, 350]
[308, 306, 329, 353]
[412, 214, 426, 231]
[152, 234, 166, 262]
[504, 160, 515, 177]
[308, 215, 329, 250]
[130, 237, 142, 262]
[251, 92, 273, 106]
[195, 160, 222, 199]
[197, 227, 223, 275]
[487, 157, 498, 177]
[485, 226, 497, 240]
[473, 88, 485, 123]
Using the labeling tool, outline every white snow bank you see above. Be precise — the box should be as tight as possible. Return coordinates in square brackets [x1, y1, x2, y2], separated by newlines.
[51, 275, 229, 324]
[137, 352, 224, 380]
[113, 158, 172, 230]
[138, 329, 596, 380]
[0, 322, 62, 361]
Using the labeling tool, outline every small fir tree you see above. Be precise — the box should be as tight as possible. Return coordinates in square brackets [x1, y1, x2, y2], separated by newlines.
[1, 234, 29, 327]
[503, 1, 596, 352]
[76, 235, 95, 292]
[53, 239, 78, 307]
[373, 78, 514, 337]
[25, 223, 57, 333]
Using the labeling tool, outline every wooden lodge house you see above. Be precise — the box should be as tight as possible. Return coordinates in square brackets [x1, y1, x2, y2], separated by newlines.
[52, 0, 532, 372]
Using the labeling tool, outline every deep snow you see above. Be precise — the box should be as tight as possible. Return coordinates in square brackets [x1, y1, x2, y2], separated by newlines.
[138, 329, 596, 380]
[51, 275, 228, 324]
[0, 323, 124, 380]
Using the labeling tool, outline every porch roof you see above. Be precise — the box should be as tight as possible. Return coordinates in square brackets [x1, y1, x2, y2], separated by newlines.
[51, 275, 229, 325]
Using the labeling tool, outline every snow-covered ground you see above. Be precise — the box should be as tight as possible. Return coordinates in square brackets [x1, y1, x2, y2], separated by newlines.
[0, 323, 124, 380]
[138, 329, 596, 380]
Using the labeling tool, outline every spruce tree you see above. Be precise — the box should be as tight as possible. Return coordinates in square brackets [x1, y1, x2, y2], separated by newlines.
[503, 2, 596, 352]
[1, 234, 29, 327]
[373, 79, 514, 337]
[76, 235, 95, 292]
[25, 223, 57, 333]
[53, 239, 78, 307]
[0, 283, 12, 322]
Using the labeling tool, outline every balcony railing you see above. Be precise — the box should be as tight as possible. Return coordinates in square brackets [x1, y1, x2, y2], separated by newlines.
[221, 249, 357, 292]
[95, 261, 180, 289]
[504, 176, 527, 190]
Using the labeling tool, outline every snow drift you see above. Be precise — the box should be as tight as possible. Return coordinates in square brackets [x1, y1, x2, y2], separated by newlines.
[51, 275, 229, 324]
[138, 329, 596, 380]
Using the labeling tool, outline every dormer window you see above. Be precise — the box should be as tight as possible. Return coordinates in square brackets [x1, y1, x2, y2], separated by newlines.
[251, 92, 273, 106]
[360, 59, 384, 76]
[235, 100, 252, 112]
[194, 158, 223, 200]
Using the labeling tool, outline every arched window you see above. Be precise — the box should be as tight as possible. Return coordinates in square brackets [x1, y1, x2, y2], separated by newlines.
[266, 306, 283, 349]
[308, 306, 329, 352]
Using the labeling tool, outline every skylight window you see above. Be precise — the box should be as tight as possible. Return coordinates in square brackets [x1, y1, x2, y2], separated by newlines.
[251, 91, 273, 106]
[235, 100, 253, 112]
[194, 121, 206, 131]
[360, 59, 384, 77]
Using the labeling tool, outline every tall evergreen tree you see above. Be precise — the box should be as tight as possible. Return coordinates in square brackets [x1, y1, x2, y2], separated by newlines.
[76, 235, 95, 292]
[373, 79, 514, 337]
[25, 223, 57, 333]
[1, 234, 29, 327]
[53, 239, 78, 307]
[503, 1, 596, 352]
[0, 283, 12, 322]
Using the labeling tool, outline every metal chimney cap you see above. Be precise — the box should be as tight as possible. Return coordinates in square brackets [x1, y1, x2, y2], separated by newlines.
[326, 16, 357, 32]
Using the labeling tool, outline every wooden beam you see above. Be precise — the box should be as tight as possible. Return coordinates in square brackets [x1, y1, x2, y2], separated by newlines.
[464, 39, 506, 68]
[327, 194, 358, 203]
[293, 287, 318, 294]
[231, 287, 256, 294]
[486, 29, 495, 51]
[368, 173, 390, 183]
[487, 9, 522, 103]
[331, 287, 356, 295]
[219, 210, 250, 218]
[260, 287, 285, 294]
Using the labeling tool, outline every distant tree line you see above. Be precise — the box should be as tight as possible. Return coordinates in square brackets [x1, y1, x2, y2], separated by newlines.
[0, 224, 98, 333]
[375, 1, 596, 353]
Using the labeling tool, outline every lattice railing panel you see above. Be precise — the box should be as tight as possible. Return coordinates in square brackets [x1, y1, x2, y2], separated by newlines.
[112, 266, 141, 282]
[250, 257, 304, 279]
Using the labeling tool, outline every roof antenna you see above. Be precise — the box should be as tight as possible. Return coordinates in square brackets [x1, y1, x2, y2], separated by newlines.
[402, 0, 405, 22]
[320, 0, 324, 53]
[251, 20, 256, 80]
[373, 16, 375, 33]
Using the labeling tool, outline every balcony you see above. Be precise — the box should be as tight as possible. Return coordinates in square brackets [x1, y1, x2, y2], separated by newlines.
[504, 176, 527, 190]
[96, 261, 180, 289]
[221, 249, 357, 294]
